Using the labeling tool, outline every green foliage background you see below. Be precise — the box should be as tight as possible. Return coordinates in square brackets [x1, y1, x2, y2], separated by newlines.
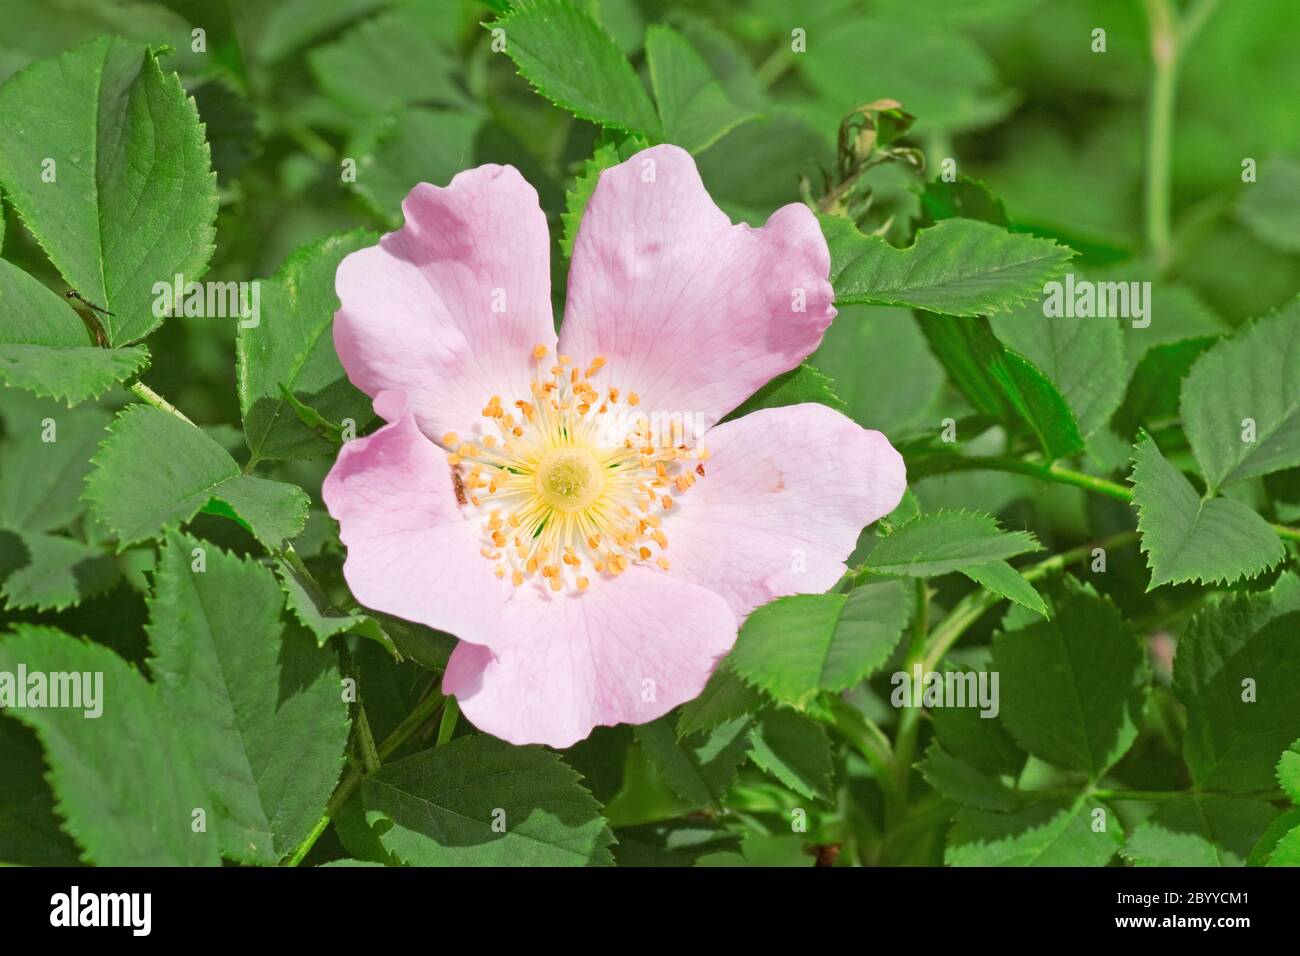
[0, 0, 1298, 867]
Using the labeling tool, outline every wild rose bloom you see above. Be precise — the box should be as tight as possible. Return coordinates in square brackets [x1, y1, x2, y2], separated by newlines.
[322, 144, 906, 748]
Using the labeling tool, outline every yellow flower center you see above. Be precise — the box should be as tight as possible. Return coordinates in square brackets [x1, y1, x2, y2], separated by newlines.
[441, 348, 708, 593]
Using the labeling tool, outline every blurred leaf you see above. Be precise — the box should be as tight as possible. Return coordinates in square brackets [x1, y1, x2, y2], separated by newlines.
[811, 305, 943, 432]
[730, 579, 910, 706]
[1131, 431, 1283, 589]
[1237, 157, 1300, 253]
[797, 18, 1015, 134]
[85, 405, 309, 550]
[362, 734, 616, 865]
[0, 39, 216, 345]
[645, 24, 755, 154]
[1114, 335, 1217, 439]
[147, 532, 349, 865]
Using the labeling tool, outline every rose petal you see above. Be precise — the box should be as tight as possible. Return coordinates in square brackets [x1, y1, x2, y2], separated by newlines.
[334, 164, 556, 444]
[444, 566, 737, 748]
[559, 143, 835, 433]
[661, 403, 906, 620]
[322, 391, 507, 646]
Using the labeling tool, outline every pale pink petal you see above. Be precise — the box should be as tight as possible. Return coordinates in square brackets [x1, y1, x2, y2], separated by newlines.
[321, 391, 507, 647]
[334, 164, 556, 444]
[662, 403, 906, 621]
[559, 143, 835, 432]
[444, 566, 738, 748]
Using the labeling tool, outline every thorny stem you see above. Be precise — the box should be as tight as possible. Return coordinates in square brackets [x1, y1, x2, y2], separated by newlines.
[128, 380, 195, 425]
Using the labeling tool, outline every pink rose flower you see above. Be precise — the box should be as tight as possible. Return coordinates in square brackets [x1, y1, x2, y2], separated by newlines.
[322, 144, 906, 748]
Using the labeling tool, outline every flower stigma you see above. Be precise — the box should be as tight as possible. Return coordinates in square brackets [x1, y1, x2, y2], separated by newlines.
[443, 347, 708, 593]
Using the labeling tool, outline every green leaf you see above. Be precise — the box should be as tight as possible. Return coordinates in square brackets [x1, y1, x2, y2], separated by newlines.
[930, 667, 1026, 778]
[729, 578, 911, 706]
[237, 231, 377, 462]
[362, 734, 615, 866]
[1180, 302, 1300, 490]
[634, 715, 754, 807]
[348, 108, 484, 229]
[946, 797, 1123, 866]
[990, 305, 1126, 438]
[0, 624, 219, 865]
[864, 510, 1041, 577]
[676, 664, 763, 739]
[645, 24, 755, 154]
[919, 176, 1009, 227]
[0, 719, 81, 866]
[275, 554, 395, 655]
[1114, 335, 1217, 438]
[811, 305, 944, 432]
[146, 532, 349, 864]
[493, 0, 660, 137]
[1175, 573, 1300, 793]
[1131, 431, 1284, 589]
[916, 314, 1085, 460]
[960, 561, 1049, 617]
[0, 530, 118, 610]
[1122, 796, 1279, 867]
[747, 708, 834, 801]
[724, 363, 845, 421]
[991, 576, 1149, 777]
[85, 405, 309, 550]
[824, 216, 1074, 318]
[917, 740, 1019, 811]
[0, 38, 217, 345]
[1265, 824, 1300, 866]
[1278, 739, 1300, 805]
[0, 260, 148, 405]
[612, 819, 742, 867]
[0, 393, 108, 532]
[1248, 808, 1300, 866]
[560, 139, 621, 259]
[1237, 157, 1300, 252]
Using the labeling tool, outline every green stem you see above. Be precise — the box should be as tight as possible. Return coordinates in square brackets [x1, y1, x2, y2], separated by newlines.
[128, 380, 194, 425]
[920, 530, 1138, 674]
[436, 697, 459, 746]
[913, 454, 1300, 543]
[284, 686, 447, 865]
[354, 704, 382, 774]
[890, 580, 930, 813]
[1143, 0, 1177, 269]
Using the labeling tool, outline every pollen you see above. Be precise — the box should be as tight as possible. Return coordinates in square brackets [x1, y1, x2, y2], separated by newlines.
[453, 355, 706, 592]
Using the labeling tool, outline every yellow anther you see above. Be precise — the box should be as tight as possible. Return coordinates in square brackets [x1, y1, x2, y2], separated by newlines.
[442, 432, 459, 446]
